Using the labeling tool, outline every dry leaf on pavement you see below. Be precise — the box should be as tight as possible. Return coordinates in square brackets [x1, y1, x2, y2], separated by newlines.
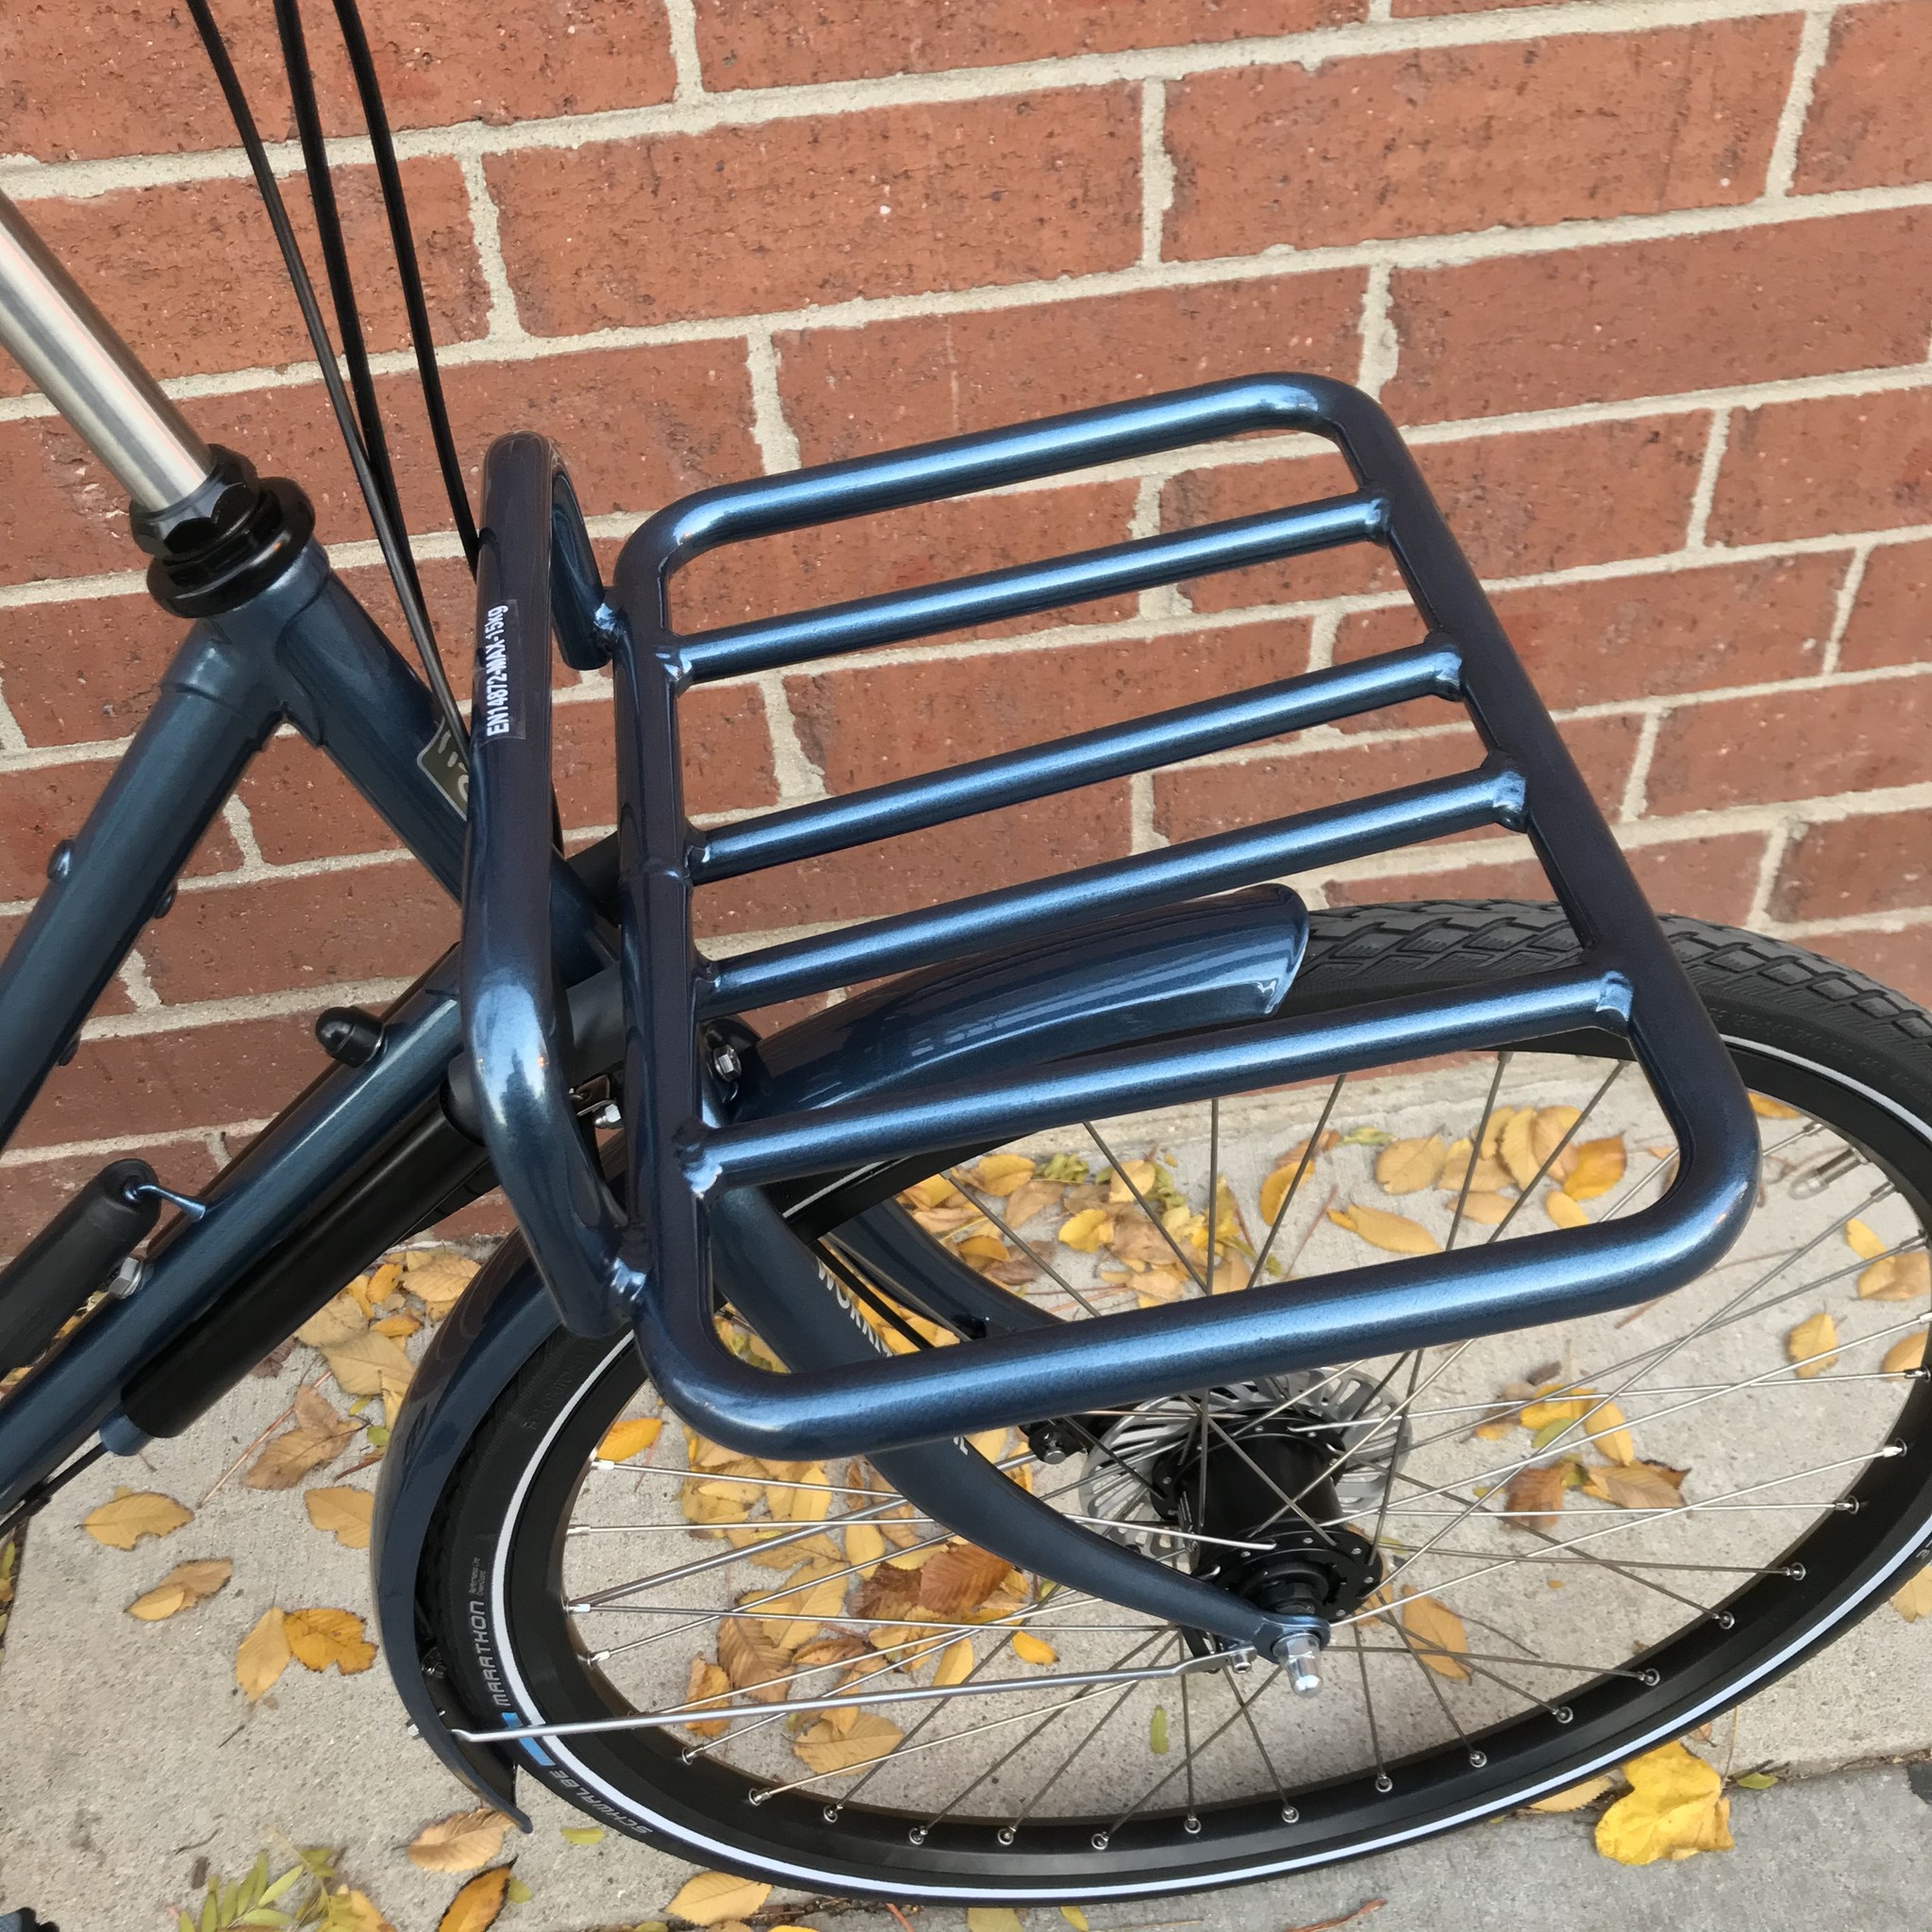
[246, 1388, 355, 1491]
[1788, 1309, 1839, 1377]
[126, 1557, 232, 1621]
[1859, 1252, 1931, 1303]
[325, 1887, 398, 1932]
[236, 1606, 291, 1701]
[1399, 1594, 1469, 1679]
[1010, 1631, 1058, 1665]
[1845, 1218, 1889, 1262]
[283, 1606, 377, 1675]
[304, 1486, 375, 1549]
[407, 1807, 514, 1874]
[665, 1871, 773, 1926]
[1582, 1462, 1687, 1510]
[81, 1487, 191, 1549]
[1057, 1208, 1112, 1253]
[919, 1541, 1011, 1618]
[1328, 1204, 1441, 1256]
[1544, 1191, 1589, 1230]
[1528, 1774, 1615, 1812]
[966, 1912, 1024, 1932]
[296, 1291, 368, 1348]
[322, 1328, 414, 1403]
[792, 1708, 903, 1774]
[933, 1638, 975, 1686]
[435, 1867, 510, 1932]
[1563, 1136, 1626, 1201]
[405, 1252, 478, 1317]
[1890, 1565, 1932, 1623]
[1594, 1741, 1732, 1865]
[1750, 1092, 1800, 1120]
[1374, 1135, 1445, 1196]
[598, 1416, 665, 1462]
[1502, 1463, 1568, 1533]
[1883, 1332, 1927, 1375]
[718, 1615, 792, 1702]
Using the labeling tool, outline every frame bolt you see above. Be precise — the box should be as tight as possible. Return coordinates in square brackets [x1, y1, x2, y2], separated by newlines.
[316, 1006, 386, 1068]
[46, 840, 73, 882]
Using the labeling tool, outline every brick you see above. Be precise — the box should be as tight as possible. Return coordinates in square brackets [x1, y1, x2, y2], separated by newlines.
[0, 162, 485, 398]
[777, 275, 1366, 465]
[1770, 810, 1932, 924]
[1803, 926, 1932, 1010]
[1153, 710, 1641, 841]
[1708, 389, 1932, 548]
[1165, 21, 1793, 259]
[1795, 2, 1932, 195]
[692, 0, 1357, 90]
[1645, 675, 1932, 816]
[674, 480, 1140, 640]
[784, 619, 1314, 794]
[1392, 0, 1543, 14]
[0, 0, 676, 164]
[487, 90, 1141, 336]
[1321, 828, 1769, 925]
[0, 758, 240, 904]
[0, 1139, 218, 1260]
[12, 1010, 325, 1149]
[0, 591, 180, 747]
[695, 785, 1131, 941]
[1385, 209, 1932, 424]
[1334, 553, 1840, 714]
[1840, 541, 1932, 674]
[1167, 415, 1708, 611]
[141, 865, 456, 1004]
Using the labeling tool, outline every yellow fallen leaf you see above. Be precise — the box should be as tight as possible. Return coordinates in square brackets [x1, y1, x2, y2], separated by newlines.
[1259, 1138, 1331, 1225]
[1002, 1177, 1064, 1227]
[1441, 1137, 1512, 1195]
[965, 1153, 1037, 1197]
[1500, 1108, 1541, 1190]
[1060, 1912, 1091, 1932]
[843, 1520, 886, 1573]
[283, 1606, 377, 1675]
[1584, 1401, 1635, 1466]
[1502, 1463, 1567, 1533]
[296, 1291, 368, 1347]
[1563, 1136, 1626, 1201]
[956, 1234, 1011, 1269]
[407, 1807, 513, 1874]
[1531, 1106, 1584, 1179]
[967, 1913, 1025, 1932]
[1750, 1092, 1800, 1120]
[1860, 1252, 1931, 1303]
[1375, 1134, 1446, 1195]
[794, 1708, 904, 1774]
[1845, 1218, 1889, 1262]
[1400, 1593, 1469, 1679]
[404, 1251, 478, 1318]
[681, 1656, 734, 1739]
[1529, 1774, 1615, 1812]
[900, 1174, 963, 1211]
[322, 1328, 414, 1402]
[719, 1614, 793, 1702]
[304, 1486, 375, 1550]
[664, 1875, 774, 1927]
[1058, 1207, 1113, 1253]
[125, 1557, 232, 1622]
[1582, 1461, 1687, 1510]
[1457, 1191, 1514, 1225]
[1890, 1565, 1932, 1623]
[246, 1405, 355, 1491]
[1479, 1106, 1518, 1160]
[1594, 1741, 1732, 1865]
[373, 1312, 421, 1340]
[435, 1867, 510, 1932]
[559, 1825, 604, 1845]
[1883, 1332, 1926, 1375]
[933, 1638, 975, 1686]
[1329, 1203, 1441, 1256]
[81, 1487, 191, 1550]
[235, 1607, 291, 1701]
[503, 1878, 532, 1907]
[597, 1415, 665, 1462]
[1010, 1631, 1058, 1665]
[1788, 1309, 1839, 1377]
[326, 1887, 398, 1932]
[1544, 1190, 1589, 1230]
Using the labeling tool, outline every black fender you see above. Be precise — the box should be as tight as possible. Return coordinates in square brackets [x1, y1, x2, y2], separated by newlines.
[372, 885, 1307, 1811]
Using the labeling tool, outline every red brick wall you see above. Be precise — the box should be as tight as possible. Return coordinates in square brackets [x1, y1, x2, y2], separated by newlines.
[1, 0, 1929, 1235]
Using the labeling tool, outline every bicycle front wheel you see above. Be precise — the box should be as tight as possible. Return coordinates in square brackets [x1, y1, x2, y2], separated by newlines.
[418, 905, 1932, 1901]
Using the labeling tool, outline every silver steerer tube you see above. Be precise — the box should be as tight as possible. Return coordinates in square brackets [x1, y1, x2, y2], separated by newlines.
[0, 186, 213, 511]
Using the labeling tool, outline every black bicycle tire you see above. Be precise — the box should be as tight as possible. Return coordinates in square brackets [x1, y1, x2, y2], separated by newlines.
[415, 903, 1932, 1900]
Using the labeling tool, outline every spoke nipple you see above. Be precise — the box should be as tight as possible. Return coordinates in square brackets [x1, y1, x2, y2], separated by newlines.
[1553, 1707, 1574, 1724]
[1184, 1814, 1202, 1836]
[747, 1787, 767, 1806]
[996, 1824, 1016, 1846]
[1281, 1805, 1300, 1824]
[1091, 1831, 1111, 1851]
[1640, 1669, 1660, 1687]
[1467, 1749, 1488, 1769]
[1374, 1773, 1393, 1794]
[1786, 1563, 1807, 1580]
[908, 1825, 928, 1846]
[823, 1806, 842, 1824]
[1714, 1611, 1735, 1629]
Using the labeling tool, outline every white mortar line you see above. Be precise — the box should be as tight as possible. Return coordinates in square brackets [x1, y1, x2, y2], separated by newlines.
[0, 1124, 245, 1169]
[219, 795, 269, 874]
[1617, 712, 1665, 824]
[660, 0, 709, 101]
[1356, 264, 1400, 400]
[458, 153, 527, 343]
[115, 949, 162, 1012]
[1776, 905, 1932, 941]
[0, 681, 30, 756]
[744, 329, 803, 472]
[1744, 816, 1797, 927]
[1763, 8, 1837, 200]
[1127, 771, 1164, 855]
[76, 976, 415, 1042]
[1682, 407, 1731, 550]
[1819, 542, 1873, 677]
[755, 672, 828, 804]
[1139, 80, 1174, 268]
[0, 0, 1882, 201]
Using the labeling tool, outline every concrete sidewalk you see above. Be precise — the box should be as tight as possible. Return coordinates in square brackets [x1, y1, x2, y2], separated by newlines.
[1, 1323, 1928, 1931]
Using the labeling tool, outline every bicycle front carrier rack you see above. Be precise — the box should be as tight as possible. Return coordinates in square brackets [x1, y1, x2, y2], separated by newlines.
[458, 374, 1759, 1461]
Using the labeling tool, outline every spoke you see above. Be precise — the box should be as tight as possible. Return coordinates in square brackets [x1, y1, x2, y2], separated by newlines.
[1446, 1051, 1510, 1253]
[1347, 1626, 1391, 1792]
[943, 1167, 1108, 1320]
[1245, 1074, 1348, 1288]
[1378, 1607, 1482, 1761]
[1480, 1060, 1625, 1246]
[1221, 1663, 1295, 1818]
[1006, 1639, 1181, 1830]
[1180, 1663, 1200, 1828]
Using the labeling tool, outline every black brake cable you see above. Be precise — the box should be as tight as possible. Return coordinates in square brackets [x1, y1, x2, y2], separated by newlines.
[330, 0, 479, 570]
[181, 0, 471, 761]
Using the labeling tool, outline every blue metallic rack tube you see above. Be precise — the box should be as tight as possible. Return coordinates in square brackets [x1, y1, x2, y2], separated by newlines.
[460, 374, 1760, 1468]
